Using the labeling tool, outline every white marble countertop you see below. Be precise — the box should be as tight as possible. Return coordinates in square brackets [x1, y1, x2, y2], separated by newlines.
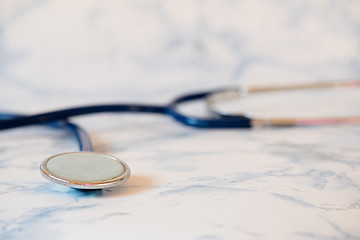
[1, 0, 360, 239]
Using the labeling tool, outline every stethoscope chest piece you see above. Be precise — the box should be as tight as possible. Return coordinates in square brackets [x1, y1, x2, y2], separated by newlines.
[40, 152, 130, 189]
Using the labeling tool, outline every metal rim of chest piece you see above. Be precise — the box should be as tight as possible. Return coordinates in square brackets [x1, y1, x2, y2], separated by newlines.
[40, 152, 131, 190]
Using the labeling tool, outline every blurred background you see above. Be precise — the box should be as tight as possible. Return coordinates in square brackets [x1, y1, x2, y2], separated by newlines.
[0, 0, 359, 112]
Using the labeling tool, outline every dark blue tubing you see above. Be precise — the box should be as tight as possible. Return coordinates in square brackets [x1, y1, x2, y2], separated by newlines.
[0, 90, 251, 131]
[167, 91, 251, 128]
[0, 113, 93, 151]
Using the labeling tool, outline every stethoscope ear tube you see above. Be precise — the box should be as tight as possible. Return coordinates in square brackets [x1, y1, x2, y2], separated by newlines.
[205, 80, 360, 127]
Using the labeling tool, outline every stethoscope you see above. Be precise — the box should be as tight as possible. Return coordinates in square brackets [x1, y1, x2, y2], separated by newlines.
[1, 80, 359, 190]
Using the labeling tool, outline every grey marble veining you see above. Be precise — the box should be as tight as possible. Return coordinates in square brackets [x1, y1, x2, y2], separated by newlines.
[1, 0, 360, 239]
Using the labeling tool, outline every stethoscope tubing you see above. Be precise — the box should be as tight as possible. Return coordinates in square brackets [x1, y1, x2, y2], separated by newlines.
[167, 90, 251, 128]
[0, 104, 168, 130]
[0, 90, 252, 131]
[0, 113, 93, 151]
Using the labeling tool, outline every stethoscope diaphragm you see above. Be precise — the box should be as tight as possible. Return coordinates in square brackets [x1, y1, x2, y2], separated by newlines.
[40, 152, 130, 189]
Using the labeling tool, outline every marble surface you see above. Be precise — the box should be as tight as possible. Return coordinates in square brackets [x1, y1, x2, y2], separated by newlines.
[1, 0, 360, 239]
